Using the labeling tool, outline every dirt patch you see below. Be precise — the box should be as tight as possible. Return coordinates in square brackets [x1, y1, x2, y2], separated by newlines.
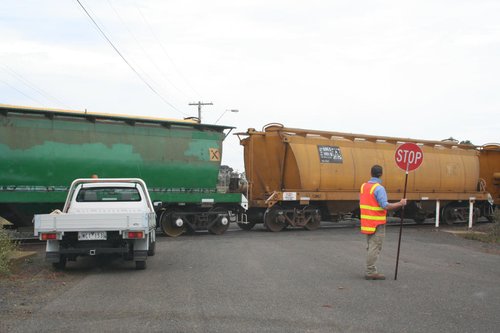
[0, 243, 83, 321]
[439, 222, 500, 255]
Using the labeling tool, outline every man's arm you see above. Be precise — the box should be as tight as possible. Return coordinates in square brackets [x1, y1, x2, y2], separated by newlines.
[385, 199, 407, 211]
[374, 186, 407, 211]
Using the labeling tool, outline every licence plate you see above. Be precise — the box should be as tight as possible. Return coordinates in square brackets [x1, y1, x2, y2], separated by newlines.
[78, 231, 107, 241]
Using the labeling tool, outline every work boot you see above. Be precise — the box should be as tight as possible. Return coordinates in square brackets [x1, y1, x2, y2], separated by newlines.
[365, 273, 386, 280]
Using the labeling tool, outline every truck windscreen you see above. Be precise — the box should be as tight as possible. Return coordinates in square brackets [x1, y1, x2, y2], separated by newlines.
[76, 187, 141, 202]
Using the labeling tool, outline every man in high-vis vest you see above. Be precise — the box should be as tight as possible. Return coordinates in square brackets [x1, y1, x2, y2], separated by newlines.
[360, 165, 406, 280]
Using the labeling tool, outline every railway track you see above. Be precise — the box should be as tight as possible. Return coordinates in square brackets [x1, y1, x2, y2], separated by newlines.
[3, 218, 491, 244]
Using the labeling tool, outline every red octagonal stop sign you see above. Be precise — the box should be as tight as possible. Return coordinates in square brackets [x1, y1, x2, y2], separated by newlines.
[395, 143, 424, 171]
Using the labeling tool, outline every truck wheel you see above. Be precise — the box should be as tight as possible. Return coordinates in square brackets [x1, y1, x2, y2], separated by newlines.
[124, 249, 134, 261]
[135, 260, 146, 270]
[147, 240, 156, 256]
[52, 255, 67, 270]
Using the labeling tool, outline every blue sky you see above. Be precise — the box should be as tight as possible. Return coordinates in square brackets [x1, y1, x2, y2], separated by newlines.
[1, 0, 499, 171]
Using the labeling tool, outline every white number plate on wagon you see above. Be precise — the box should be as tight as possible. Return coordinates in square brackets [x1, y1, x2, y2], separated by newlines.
[78, 231, 107, 241]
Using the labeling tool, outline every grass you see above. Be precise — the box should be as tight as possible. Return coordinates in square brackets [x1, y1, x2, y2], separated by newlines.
[0, 228, 18, 275]
[462, 209, 500, 243]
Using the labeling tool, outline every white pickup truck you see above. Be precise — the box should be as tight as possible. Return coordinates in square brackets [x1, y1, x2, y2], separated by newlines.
[34, 178, 156, 270]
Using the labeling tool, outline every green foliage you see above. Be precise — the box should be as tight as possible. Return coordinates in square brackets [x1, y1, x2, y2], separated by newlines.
[463, 228, 499, 243]
[0, 228, 18, 275]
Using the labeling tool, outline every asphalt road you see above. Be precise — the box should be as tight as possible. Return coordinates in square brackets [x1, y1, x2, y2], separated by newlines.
[2, 222, 500, 333]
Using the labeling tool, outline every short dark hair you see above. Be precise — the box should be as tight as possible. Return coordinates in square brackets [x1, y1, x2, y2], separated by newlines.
[371, 165, 383, 178]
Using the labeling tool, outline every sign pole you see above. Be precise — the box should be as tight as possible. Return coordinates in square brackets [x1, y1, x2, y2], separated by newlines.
[394, 142, 424, 280]
[394, 142, 423, 281]
[394, 162, 409, 281]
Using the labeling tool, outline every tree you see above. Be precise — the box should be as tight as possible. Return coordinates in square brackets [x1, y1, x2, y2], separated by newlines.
[442, 137, 458, 143]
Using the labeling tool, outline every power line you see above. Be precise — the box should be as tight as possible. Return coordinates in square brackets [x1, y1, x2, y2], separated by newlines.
[136, 5, 203, 99]
[103, 0, 170, 104]
[0, 79, 44, 105]
[75, 0, 186, 116]
[106, 0, 191, 100]
[1, 65, 70, 108]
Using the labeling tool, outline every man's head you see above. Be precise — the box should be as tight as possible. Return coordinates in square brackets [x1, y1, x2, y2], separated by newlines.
[371, 165, 383, 178]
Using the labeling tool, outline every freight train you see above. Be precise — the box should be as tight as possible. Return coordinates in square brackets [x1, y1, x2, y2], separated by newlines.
[1, 105, 498, 235]
[235, 124, 498, 231]
[0, 104, 247, 236]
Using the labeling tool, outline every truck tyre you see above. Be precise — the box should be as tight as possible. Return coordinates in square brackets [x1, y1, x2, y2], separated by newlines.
[52, 255, 67, 270]
[135, 260, 146, 270]
[147, 240, 156, 256]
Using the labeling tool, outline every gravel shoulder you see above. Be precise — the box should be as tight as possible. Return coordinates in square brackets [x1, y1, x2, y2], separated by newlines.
[0, 243, 84, 326]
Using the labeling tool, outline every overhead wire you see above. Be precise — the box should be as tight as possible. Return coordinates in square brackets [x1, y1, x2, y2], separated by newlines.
[135, 5, 203, 99]
[75, 0, 187, 116]
[1, 65, 70, 108]
[106, 0, 191, 100]
[103, 0, 168, 104]
[0, 79, 44, 105]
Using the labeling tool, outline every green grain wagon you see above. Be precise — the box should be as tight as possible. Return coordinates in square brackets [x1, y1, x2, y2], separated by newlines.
[0, 104, 247, 236]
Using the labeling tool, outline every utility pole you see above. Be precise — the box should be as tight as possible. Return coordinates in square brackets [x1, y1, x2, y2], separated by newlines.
[188, 101, 213, 123]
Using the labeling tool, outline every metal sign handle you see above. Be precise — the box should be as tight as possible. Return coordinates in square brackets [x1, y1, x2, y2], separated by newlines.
[394, 162, 409, 280]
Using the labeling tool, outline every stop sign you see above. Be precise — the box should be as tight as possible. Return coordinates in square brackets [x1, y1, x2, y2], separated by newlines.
[395, 143, 423, 171]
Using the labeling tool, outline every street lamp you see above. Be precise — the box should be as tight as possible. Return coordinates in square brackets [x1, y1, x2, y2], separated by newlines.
[215, 109, 239, 124]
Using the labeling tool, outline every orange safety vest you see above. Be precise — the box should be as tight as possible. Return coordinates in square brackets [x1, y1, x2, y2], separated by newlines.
[359, 182, 387, 234]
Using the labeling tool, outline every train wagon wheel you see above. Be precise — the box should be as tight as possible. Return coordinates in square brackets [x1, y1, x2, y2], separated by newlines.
[304, 207, 321, 231]
[208, 207, 230, 235]
[413, 216, 426, 224]
[413, 210, 427, 224]
[264, 208, 286, 232]
[442, 205, 458, 225]
[160, 211, 186, 237]
[147, 237, 156, 256]
[237, 221, 256, 231]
